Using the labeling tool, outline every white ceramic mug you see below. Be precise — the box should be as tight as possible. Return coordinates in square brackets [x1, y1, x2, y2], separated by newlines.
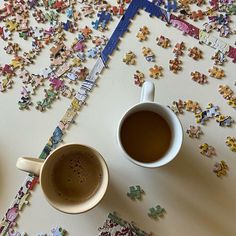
[117, 81, 183, 168]
[16, 144, 109, 214]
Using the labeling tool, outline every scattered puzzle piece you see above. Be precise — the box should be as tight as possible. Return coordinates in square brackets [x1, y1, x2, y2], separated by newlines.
[188, 47, 203, 60]
[226, 136, 236, 151]
[199, 143, 216, 157]
[173, 42, 185, 57]
[156, 35, 171, 48]
[195, 110, 209, 124]
[149, 65, 163, 79]
[142, 47, 155, 62]
[133, 70, 145, 86]
[205, 103, 220, 118]
[185, 100, 201, 113]
[36, 88, 59, 112]
[186, 125, 203, 138]
[213, 161, 229, 177]
[148, 205, 166, 220]
[208, 66, 225, 79]
[51, 226, 66, 236]
[216, 115, 234, 127]
[218, 85, 233, 100]
[136, 26, 149, 41]
[169, 58, 182, 73]
[168, 99, 185, 114]
[228, 96, 236, 108]
[189, 10, 204, 21]
[211, 51, 227, 66]
[123, 51, 136, 65]
[127, 185, 145, 200]
[191, 71, 208, 84]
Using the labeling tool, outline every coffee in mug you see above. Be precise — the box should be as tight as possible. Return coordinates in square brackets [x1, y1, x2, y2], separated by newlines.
[51, 150, 103, 203]
[120, 110, 172, 163]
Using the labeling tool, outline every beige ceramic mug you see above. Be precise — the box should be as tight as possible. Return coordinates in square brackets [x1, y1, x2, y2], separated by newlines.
[117, 81, 183, 168]
[16, 144, 109, 214]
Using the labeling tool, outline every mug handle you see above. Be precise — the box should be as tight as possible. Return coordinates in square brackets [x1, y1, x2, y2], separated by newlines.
[140, 81, 155, 103]
[16, 157, 44, 176]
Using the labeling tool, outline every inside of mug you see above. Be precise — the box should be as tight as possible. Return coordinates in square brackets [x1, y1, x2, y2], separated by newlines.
[41, 144, 108, 214]
[118, 103, 183, 168]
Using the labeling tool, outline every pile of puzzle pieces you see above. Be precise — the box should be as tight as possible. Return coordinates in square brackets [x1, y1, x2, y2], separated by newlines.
[98, 212, 152, 236]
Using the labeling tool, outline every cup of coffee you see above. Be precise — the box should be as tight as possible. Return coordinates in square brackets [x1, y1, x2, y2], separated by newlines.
[16, 144, 109, 214]
[117, 81, 183, 168]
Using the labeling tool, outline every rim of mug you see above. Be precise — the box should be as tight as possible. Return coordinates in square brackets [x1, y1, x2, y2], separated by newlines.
[117, 102, 183, 168]
[40, 143, 109, 214]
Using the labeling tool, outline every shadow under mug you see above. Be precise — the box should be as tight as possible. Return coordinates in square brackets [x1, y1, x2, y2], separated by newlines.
[117, 81, 183, 168]
[16, 144, 109, 214]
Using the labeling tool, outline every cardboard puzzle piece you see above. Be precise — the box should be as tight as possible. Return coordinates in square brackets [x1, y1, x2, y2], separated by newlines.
[188, 46, 203, 60]
[142, 47, 155, 62]
[199, 143, 216, 157]
[213, 161, 229, 177]
[173, 42, 185, 57]
[149, 65, 163, 79]
[136, 26, 149, 41]
[191, 71, 208, 84]
[185, 100, 201, 113]
[51, 226, 66, 236]
[134, 70, 145, 87]
[127, 185, 145, 201]
[123, 51, 136, 65]
[148, 205, 166, 220]
[156, 35, 171, 48]
[208, 66, 225, 79]
[218, 85, 233, 100]
[216, 115, 234, 127]
[226, 136, 236, 152]
[186, 125, 203, 138]
[206, 103, 220, 118]
[169, 58, 182, 73]
[168, 99, 185, 115]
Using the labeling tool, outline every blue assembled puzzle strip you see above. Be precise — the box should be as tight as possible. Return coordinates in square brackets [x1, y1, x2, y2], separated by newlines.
[101, 0, 169, 63]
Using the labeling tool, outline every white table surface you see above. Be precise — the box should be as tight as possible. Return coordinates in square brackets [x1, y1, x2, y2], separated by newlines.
[1, 2, 236, 235]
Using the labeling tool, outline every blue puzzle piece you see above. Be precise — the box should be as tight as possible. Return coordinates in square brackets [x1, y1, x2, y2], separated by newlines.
[92, 20, 99, 30]
[50, 126, 63, 146]
[165, 0, 178, 12]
